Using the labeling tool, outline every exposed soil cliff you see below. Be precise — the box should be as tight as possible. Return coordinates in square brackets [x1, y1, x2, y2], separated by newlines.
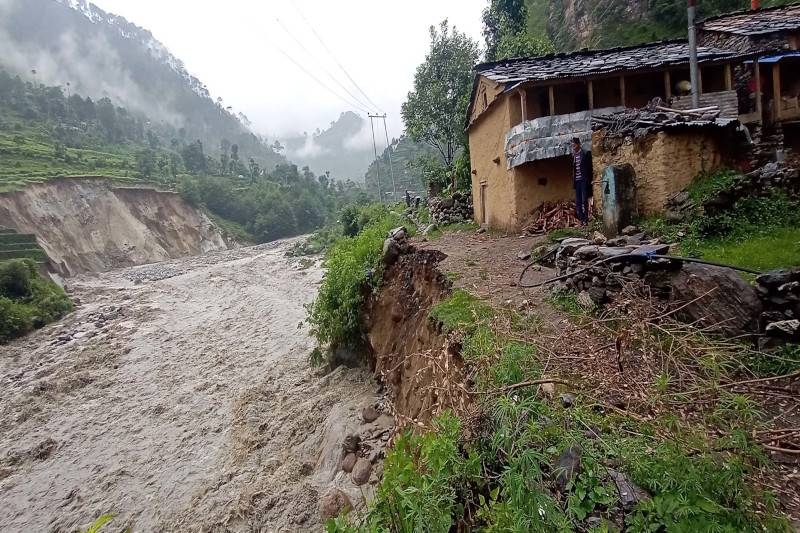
[365, 245, 472, 428]
[0, 178, 228, 276]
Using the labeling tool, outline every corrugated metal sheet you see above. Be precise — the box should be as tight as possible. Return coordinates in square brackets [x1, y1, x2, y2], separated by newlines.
[505, 107, 624, 169]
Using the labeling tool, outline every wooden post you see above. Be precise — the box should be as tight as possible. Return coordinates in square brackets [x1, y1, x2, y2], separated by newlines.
[619, 76, 626, 107]
[773, 62, 782, 120]
[588, 80, 594, 110]
[663, 70, 672, 99]
[519, 89, 528, 121]
[548, 85, 555, 116]
[754, 58, 763, 122]
[697, 67, 703, 94]
[724, 64, 733, 90]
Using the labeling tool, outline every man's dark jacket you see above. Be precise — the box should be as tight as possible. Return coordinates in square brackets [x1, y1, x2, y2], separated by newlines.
[573, 149, 593, 197]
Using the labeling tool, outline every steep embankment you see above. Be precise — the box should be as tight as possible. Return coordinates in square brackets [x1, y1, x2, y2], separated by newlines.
[365, 244, 472, 427]
[0, 178, 228, 276]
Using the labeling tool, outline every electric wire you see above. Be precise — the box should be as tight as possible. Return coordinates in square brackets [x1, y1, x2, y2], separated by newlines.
[291, 0, 385, 113]
[275, 17, 375, 113]
[266, 39, 371, 115]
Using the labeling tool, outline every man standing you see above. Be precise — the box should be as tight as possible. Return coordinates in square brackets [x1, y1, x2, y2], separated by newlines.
[571, 137, 593, 226]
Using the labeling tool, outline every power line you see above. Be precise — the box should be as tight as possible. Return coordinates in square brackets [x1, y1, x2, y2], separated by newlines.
[275, 17, 375, 112]
[374, 113, 397, 199]
[267, 39, 371, 115]
[368, 115, 384, 202]
[291, 0, 384, 113]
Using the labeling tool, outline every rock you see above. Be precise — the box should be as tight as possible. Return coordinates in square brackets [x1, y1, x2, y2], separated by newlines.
[320, 488, 352, 520]
[388, 227, 407, 240]
[517, 250, 531, 261]
[592, 231, 607, 245]
[778, 281, 800, 294]
[351, 458, 372, 485]
[588, 286, 607, 305]
[558, 238, 591, 256]
[421, 224, 437, 236]
[765, 320, 800, 341]
[609, 469, 650, 511]
[621, 225, 639, 236]
[381, 238, 401, 266]
[560, 392, 576, 408]
[757, 269, 794, 289]
[540, 381, 556, 399]
[577, 291, 594, 309]
[555, 444, 582, 490]
[343, 434, 360, 454]
[574, 245, 600, 260]
[605, 237, 628, 247]
[362, 406, 380, 423]
[597, 246, 630, 259]
[475, 227, 487, 234]
[669, 263, 762, 337]
[341, 453, 357, 473]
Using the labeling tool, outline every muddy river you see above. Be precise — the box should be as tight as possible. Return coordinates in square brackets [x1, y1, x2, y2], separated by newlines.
[0, 241, 378, 532]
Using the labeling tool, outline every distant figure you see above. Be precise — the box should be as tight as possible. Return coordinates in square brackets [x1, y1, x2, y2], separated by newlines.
[404, 190, 412, 207]
[414, 196, 421, 209]
[571, 137, 593, 226]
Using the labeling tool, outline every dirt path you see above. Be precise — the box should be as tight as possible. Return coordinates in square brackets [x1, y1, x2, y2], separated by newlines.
[0, 241, 378, 532]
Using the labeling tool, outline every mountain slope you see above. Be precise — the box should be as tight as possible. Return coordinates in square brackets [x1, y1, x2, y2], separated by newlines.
[0, 0, 284, 169]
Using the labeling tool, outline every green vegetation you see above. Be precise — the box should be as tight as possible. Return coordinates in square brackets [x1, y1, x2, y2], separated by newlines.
[306, 205, 409, 358]
[401, 20, 479, 193]
[643, 170, 800, 271]
[0, 259, 72, 343]
[547, 227, 588, 243]
[330, 289, 790, 531]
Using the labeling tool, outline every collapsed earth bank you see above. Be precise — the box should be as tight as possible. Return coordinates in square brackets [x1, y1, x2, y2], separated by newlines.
[0, 178, 228, 276]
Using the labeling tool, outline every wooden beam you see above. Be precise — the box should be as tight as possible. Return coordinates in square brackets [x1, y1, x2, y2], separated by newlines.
[724, 64, 733, 91]
[619, 76, 626, 107]
[754, 59, 763, 123]
[548, 85, 555, 116]
[773, 62, 782, 120]
[588, 80, 594, 110]
[663, 70, 672, 100]
[519, 89, 528, 121]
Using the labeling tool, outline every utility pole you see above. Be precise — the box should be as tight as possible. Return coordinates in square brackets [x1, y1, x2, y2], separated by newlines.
[688, 0, 700, 108]
[371, 113, 397, 200]
[368, 115, 384, 203]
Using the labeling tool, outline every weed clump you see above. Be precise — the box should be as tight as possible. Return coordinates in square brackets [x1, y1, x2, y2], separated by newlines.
[0, 259, 71, 343]
[306, 205, 408, 361]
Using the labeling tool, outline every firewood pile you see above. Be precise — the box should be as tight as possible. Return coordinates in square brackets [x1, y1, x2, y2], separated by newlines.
[523, 201, 580, 234]
[592, 98, 724, 137]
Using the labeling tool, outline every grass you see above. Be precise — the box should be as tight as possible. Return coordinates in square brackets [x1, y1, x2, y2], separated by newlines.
[424, 221, 479, 240]
[547, 227, 587, 243]
[328, 285, 793, 531]
[691, 226, 800, 271]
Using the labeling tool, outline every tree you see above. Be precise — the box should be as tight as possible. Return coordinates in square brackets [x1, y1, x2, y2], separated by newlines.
[181, 140, 207, 173]
[401, 20, 479, 173]
[483, 0, 553, 60]
[483, 0, 528, 60]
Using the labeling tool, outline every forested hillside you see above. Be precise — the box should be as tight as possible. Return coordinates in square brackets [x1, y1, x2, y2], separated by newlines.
[523, 0, 796, 51]
[0, 0, 284, 170]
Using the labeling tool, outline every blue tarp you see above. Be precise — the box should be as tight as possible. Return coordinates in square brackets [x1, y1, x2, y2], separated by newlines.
[750, 51, 800, 64]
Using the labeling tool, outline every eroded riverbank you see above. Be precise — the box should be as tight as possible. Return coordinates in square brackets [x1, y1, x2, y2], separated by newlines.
[0, 241, 378, 532]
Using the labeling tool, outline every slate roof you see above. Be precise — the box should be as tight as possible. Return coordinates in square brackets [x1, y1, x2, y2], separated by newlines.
[475, 40, 755, 85]
[699, 3, 800, 36]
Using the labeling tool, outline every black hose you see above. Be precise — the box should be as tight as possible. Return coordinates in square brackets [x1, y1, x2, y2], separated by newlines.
[518, 253, 762, 289]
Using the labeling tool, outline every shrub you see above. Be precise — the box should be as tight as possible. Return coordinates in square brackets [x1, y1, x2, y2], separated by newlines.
[306, 207, 407, 357]
[0, 259, 71, 343]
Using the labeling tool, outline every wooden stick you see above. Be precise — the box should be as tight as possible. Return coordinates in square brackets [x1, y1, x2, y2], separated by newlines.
[719, 369, 800, 389]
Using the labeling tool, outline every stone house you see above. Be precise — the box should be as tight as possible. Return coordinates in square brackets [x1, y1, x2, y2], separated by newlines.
[698, 4, 800, 125]
[466, 41, 755, 231]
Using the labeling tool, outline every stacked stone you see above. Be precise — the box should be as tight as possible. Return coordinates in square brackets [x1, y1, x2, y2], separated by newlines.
[756, 268, 800, 343]
[665, 162, 799, 223]
[548, 227, 678, 305]
[428, 193, 474, 225]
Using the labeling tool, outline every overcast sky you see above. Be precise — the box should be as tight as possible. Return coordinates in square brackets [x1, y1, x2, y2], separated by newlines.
[90, 0, 486, 139]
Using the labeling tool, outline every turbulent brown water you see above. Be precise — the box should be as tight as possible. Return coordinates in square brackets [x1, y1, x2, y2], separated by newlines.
[0, 240, 377, 532]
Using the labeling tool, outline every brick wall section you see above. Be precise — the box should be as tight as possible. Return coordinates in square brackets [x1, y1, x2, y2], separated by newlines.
[671, 90, 740, 118]
[591, 129, 730, 216]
